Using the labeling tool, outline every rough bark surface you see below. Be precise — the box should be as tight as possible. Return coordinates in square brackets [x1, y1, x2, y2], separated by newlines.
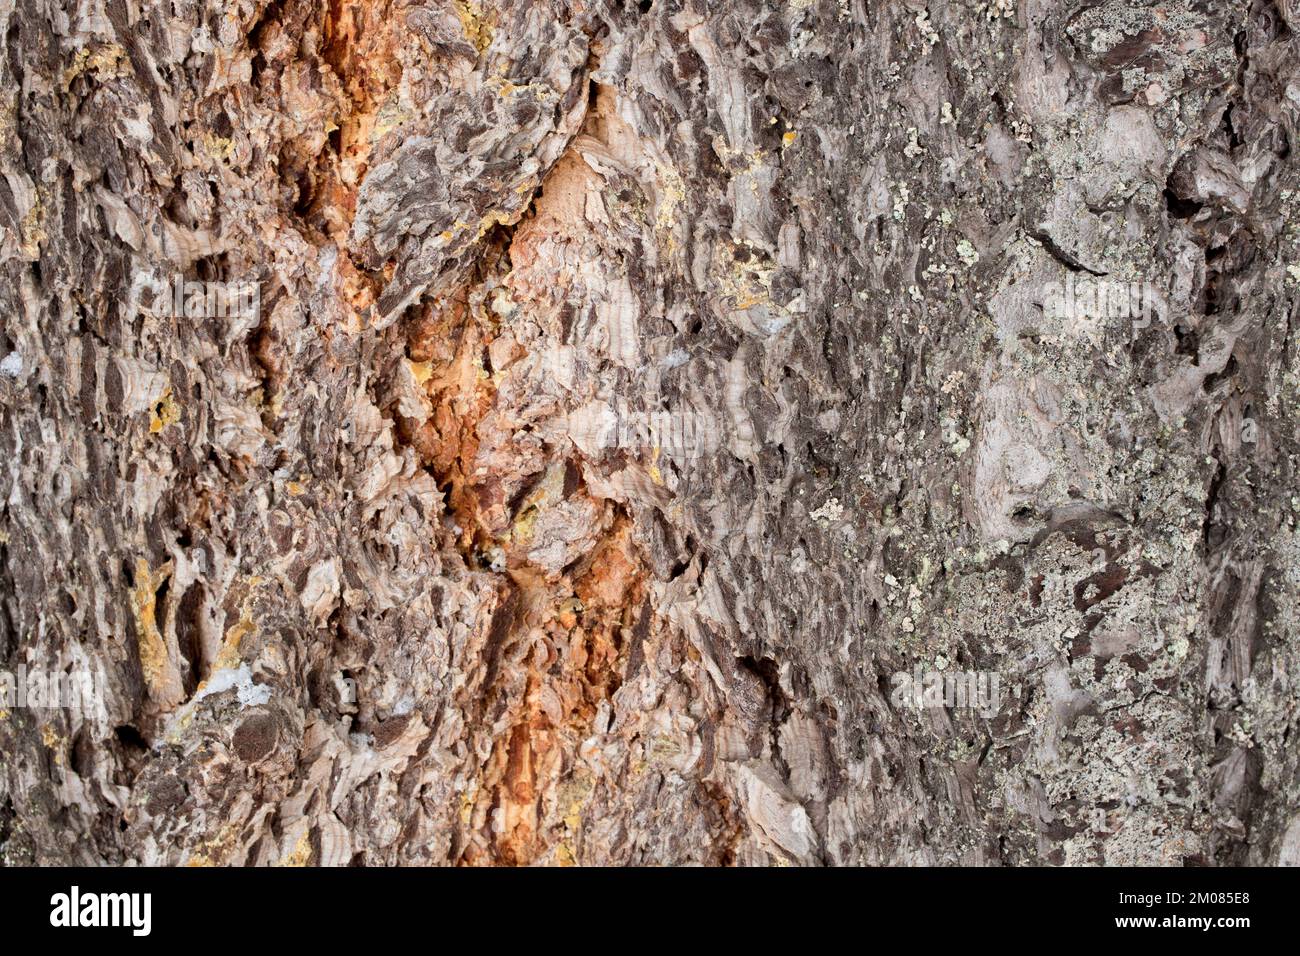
[2, 0, 1299, 866]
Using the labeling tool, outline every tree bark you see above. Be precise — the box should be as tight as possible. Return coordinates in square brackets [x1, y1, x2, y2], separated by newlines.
[2, 0, 1299, 866]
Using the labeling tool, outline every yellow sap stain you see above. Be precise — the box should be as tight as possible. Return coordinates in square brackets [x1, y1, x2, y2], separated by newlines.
[149, 388, 180, 434]
[129, 558, 173, 696]
[453, 0, 494, 54]
[276, 831, 313, 867]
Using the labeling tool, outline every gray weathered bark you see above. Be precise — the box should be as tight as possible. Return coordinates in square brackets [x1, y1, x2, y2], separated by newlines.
[2, 0, 1299, 866]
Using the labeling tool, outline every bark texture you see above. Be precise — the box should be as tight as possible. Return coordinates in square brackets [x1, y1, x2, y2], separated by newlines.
[2, 0, 1300, 866]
